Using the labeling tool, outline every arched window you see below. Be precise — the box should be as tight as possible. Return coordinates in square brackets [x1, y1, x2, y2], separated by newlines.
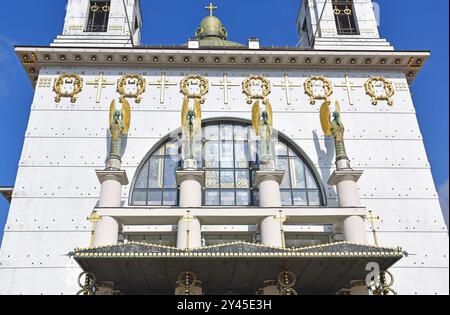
[130, 120, 325, 207]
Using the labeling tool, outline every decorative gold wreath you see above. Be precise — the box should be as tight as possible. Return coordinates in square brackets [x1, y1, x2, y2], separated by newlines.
[117, 74, 146, 103]
[53, 73, 84, 103]
[242, 75, 271, 104]
[304, 76, 333, 105]
[370, 270, 397, 295]
[365, 77, 395, 106]
[278, 271, 298, 295]
[180, 75, 209, 103]
[76, 271, 96, 296]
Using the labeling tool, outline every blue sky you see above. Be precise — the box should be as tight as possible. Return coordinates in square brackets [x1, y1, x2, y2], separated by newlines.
[0, 0, 448, 245]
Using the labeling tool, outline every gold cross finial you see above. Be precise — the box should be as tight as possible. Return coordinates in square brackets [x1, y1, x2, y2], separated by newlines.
[205, 2, 218, 16]
[366, 210, 381, 247]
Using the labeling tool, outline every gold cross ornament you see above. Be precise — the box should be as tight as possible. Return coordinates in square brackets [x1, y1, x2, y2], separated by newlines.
[205, 3, 218, 16]
[273, 74, 302, 105]
[212, 74, 239, 104]
[86, 72, 115, 103]
[149, 73, 177, 104]
[334, 74, 363, 106]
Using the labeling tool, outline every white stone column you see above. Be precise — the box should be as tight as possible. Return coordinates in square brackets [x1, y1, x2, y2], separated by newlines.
[176, 161, 204, 208]
[328, 158, 368, 244]
[93, 168, 128, 247]
[255, 170, 285, 247]
[177, 213, 202, 249]
[176, 160, 204, 249]
[349, 280, 369, 295]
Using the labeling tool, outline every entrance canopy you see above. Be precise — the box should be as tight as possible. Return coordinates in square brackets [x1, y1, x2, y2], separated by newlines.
[71, 242, 405, 295]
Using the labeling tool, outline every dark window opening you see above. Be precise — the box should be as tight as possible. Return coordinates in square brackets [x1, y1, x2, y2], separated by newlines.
[86, 1, 111, 32]
[332, 0, 359, 35]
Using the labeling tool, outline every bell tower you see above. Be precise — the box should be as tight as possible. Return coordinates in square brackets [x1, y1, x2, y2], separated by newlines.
[52, 0, 142, 47]
[297, 0, 393, 50]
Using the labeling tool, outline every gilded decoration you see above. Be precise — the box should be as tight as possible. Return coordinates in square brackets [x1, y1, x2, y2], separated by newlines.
[244, 76, 274, 162]
[242, 75, 271, 104]
[180, 75, 209, 161]
[304, 76, 333, 104]
[117, 74, 146, 103]
[176, 271, 201, 295]
[53, 73, 84, 103]
[370, 270, 397, 295]
[364, 76, 395, 106]
[278, 270, 298, 295]
[180, 75, 209, 104]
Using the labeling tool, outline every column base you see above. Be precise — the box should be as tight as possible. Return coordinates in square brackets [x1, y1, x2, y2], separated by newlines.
[349, 280, 369, 295]
[183, 159, 198, 171]
[328, 169, 363, 186]
[176, 170, 205, 186]
[106, 157, 122, 170]
[96, 169, 129, 186]
[260, 280, 279, 295]
[96, 281, 115, 295]
[254, 170, 285, 186]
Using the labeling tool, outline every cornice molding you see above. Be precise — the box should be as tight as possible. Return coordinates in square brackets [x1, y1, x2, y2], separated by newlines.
[15, 46, 429, 87]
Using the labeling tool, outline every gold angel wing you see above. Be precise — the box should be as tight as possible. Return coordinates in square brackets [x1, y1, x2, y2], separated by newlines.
[194, 98, 202, 134]
[335, 100, 341, 114]
[265, 100, 273, 127]
[121, 99, 131, 135]
[320, 101, 332, 136]
[252, 101, 261, 136]
[181, 96, 189, 130]
[109, 99, 116, 129]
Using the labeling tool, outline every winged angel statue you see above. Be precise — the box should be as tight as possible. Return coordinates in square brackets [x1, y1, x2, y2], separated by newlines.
[320, 100, 347, 160]
[252, 100, 274, 162]
[109, 99, 131, 160]
[181, 97, 202, 161]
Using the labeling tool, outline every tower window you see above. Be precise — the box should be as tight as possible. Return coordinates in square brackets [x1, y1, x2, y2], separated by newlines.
[86, 1, 111, 32]
[332, 0, 359, 35]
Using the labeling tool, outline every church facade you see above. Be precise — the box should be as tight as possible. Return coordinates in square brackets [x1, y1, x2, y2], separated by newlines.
[0, 0, 448, 295]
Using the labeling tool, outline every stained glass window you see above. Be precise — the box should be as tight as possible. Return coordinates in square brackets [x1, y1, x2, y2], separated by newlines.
[131, 122, 324, 207]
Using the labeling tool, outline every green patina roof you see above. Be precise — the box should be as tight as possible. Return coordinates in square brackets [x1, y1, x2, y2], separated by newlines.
[192, 15, 244, 48]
